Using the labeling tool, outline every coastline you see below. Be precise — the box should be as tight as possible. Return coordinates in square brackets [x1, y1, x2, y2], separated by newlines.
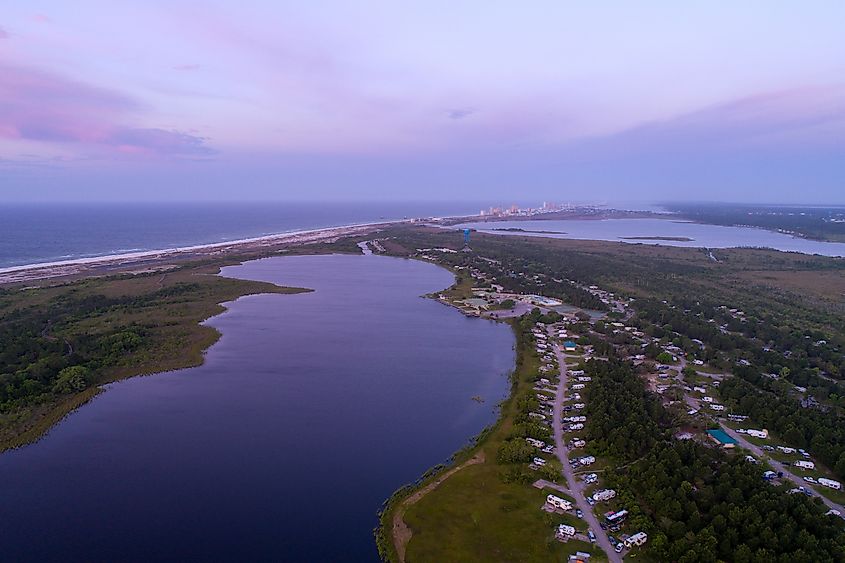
[0, 220, 399, 285]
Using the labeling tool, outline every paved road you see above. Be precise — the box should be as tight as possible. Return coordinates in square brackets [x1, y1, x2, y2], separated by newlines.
[718, 424, 845, 515]
[679, 372, 845, 516]
[551, 333, 622, 563]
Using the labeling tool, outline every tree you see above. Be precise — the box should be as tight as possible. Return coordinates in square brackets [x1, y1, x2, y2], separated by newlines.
[53, 365, 91, 394]
[657, 352, 675, 364]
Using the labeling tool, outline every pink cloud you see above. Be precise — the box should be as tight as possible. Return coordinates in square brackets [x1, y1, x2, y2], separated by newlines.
[172, 64, 201, 71]
[584, 84, 845, 155]
[33, 14, 51, 23]
[0, 64, 214, 157]
[0, 27, 9, 39]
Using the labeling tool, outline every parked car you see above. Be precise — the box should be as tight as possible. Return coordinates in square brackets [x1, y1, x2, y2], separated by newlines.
[576, 509, 584, 518]
[588, 530, 596, 543]
[615, 543, 624, 553]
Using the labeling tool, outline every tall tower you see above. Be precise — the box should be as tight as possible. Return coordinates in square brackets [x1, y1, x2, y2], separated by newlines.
[462, 228, 472, 252]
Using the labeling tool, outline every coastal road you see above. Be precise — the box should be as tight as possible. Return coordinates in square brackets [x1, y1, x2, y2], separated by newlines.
[550, 333, 621, 563]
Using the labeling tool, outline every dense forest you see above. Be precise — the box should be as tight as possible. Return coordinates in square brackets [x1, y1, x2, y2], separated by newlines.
[0, 286, 185, 412]
[720, 376, 845, 479]
[582, 359, 845, 561]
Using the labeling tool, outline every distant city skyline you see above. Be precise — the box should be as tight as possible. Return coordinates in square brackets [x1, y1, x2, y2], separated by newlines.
[1, 1, 844, 202]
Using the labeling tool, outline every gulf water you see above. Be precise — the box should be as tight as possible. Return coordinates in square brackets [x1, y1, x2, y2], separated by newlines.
[0, 201, 485, 269]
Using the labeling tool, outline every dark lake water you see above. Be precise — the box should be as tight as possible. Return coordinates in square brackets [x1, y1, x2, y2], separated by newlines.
[0, 254, 515, 562]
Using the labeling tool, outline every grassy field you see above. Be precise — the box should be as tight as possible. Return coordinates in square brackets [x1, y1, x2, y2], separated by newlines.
[376, 306, 606, 562]
[0, 260, 309, 452]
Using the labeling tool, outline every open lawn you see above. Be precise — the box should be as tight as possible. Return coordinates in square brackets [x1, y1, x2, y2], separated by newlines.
[379, 305, 606, 562]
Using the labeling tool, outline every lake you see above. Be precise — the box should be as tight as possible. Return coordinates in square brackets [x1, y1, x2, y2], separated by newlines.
[0, 254, 515, 562]
[457, 218, 845, 257]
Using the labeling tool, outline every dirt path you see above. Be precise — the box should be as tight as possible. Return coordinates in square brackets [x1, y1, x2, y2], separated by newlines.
[392, 451, 486, 563]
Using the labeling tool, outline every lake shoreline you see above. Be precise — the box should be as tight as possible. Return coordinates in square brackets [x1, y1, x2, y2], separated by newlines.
[0, 259, 312, 454]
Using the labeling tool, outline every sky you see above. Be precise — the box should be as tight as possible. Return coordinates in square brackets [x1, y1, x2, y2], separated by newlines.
[1, 1, 844, 203]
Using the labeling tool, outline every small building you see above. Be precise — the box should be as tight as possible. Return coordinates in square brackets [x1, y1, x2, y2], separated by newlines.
[707, 429, 738, 448]
[563, 341, 577, 352]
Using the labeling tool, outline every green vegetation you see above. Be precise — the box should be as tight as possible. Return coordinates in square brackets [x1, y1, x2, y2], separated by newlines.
[378, 309, 604, 562]
[719, 376, 845, 479]
[377, 225, 845, 561]
[0, 263, 307, 451]
[666, 203, 845, 243]
[582, 358, 845, 562]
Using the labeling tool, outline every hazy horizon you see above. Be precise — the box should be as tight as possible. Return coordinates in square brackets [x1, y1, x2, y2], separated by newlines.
[2, 2, 844, 203]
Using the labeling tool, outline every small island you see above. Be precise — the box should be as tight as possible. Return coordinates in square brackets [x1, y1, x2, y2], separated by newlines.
[492, 228, 568, 234]
[620, 236, 694, 242]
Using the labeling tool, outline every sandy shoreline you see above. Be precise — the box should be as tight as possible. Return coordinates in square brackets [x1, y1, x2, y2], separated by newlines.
[0, 220, 400, 285]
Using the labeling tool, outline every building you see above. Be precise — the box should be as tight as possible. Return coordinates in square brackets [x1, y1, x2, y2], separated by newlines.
[529, 295, 563, 307]
[563, 341, 577, 352]
[707, 429, 738, 448]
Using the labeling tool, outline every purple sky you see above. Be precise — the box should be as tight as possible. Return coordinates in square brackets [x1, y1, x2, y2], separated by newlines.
[1, 2, 844, 202]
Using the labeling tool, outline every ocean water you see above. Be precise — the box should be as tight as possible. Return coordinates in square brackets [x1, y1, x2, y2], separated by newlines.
[0, 201, 485, 269]
[0, 254, 515, 562]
